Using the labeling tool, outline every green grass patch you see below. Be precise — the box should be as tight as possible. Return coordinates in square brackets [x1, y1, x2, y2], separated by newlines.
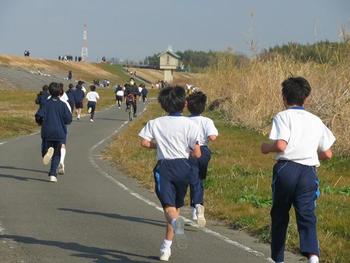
[105, 100, 350, 263]
[94, 63, 131, 84]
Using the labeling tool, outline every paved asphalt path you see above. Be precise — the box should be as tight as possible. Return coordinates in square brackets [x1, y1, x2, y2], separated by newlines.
[0, 103, 305, 263]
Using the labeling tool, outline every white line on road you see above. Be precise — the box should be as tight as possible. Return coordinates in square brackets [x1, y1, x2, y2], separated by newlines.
[88, 115, 274, 263]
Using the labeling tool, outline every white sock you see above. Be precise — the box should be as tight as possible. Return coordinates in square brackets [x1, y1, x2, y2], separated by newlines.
[161, 239, 172, 250]
[309, 255, 319, 263]
[60, 148, 66, 165]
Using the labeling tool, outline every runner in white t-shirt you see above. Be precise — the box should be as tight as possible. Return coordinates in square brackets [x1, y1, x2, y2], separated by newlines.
[86, 85, 100, 122]
[186, 91, 218, 228]
[139, 86, 201, 261]
[261, 77, 335, 263]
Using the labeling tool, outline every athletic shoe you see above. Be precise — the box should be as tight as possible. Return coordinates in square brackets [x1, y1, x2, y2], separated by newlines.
[90, 119, 94, 122]
[49, 175, 57, 183]
[159, 248, 171, 261]
[133, 113, 137, 118]
[308, 255, 319, 263]
[196, 204, 206, 227]
[191, 207, 198, 221]
[43, 147, 54, 165]
[174, 217, 187, 249]
[58, 163, 65, 175]
[88, 107, 92, 113]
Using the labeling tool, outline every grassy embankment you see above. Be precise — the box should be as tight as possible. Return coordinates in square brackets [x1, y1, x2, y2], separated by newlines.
[0, 56, 136, 140]
[106, 55, 349, 263]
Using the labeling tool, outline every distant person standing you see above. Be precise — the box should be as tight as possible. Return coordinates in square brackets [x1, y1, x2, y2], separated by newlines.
[86, 85, 100, 122]
[67, 70, 73, 81]
[74, 81, 86, 120]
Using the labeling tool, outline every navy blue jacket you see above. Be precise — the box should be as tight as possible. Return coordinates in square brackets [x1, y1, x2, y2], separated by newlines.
[35, 90, 50, 108]
[66, 89, 76, 108]
[74, 87, 85, 103]
[35, 97, 72, 141]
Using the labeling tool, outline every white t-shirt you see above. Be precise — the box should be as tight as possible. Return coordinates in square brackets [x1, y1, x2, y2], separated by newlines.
[116, 90, 124, 97]
[86, 91, 100, 102]
[269, 108, 335, 166]
[189, 116, 218, 146]
[139, 115, 201, 160]
[60, 92, 69, 102]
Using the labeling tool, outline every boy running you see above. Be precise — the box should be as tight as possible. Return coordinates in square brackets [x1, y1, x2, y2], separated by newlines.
[114, 84, 124, 109]
[86, 85, 100, 122]
[35, 82, 72, 182]
[261, 77, 335, 263]
[139, 86, 201, 261]
[187, 91, 218, 227]
[74, 81, 86, 120]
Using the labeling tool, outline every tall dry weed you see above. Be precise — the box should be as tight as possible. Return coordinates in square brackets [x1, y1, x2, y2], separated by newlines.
[197, 54, 350, 155]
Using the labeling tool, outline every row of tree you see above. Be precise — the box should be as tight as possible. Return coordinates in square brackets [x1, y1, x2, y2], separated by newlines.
[143, 50, 248, 72]
[260, 40, 350, 64]
[140, 40, 350, 71]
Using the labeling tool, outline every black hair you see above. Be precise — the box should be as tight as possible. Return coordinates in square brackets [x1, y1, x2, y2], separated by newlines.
[90, 85, 96, 91]
[48, 82, 60, 97]
[42, 85, 48, 91]
[281, 77, 311, 106]
[158, 86, 186, 114]
[187, 91, 207, 115]
[68, 83, 74, 89]
[59, 83, 64, 96]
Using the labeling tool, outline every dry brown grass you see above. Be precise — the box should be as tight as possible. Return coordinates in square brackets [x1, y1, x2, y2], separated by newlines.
[0, 55, 116, 83]
[196, 54, 350, 155]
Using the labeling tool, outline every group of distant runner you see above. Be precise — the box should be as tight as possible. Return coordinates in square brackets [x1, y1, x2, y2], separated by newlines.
[34, 76, 149, 183]
[33, 72, 335, 263]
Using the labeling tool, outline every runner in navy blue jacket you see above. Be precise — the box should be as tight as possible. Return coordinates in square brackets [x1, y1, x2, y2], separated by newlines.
[35, 82, 72, 182]
[73, 81, 86, 120]
[35, 85, 50, 109]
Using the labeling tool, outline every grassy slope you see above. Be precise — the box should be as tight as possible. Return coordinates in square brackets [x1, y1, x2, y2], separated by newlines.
[0, 56, 130, 140]
[105, 101, 349, 263]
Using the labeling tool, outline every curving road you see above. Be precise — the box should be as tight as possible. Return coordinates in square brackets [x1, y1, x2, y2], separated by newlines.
[0, 103, 304, 263]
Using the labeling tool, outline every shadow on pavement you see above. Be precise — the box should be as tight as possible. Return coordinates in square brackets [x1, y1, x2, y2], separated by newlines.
[0, 165, 47, 174]
[0, 173, 48, 183]
[58, 208, 165, 228]
[95, 117, 129, 122]
[0, 234, 156, 263]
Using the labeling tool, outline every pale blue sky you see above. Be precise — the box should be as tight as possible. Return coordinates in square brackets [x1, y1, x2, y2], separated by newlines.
[0, 0, 349, 61]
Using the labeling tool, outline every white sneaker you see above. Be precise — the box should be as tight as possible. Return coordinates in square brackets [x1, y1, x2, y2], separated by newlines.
[159, 248, 171, 261]
[309, 255, 319, 263]
[88, 107, 92, 113]
[58, 163, 65, 175]
[196, 204, 206, 227]
[49, 175, 57, 183]
[43, 147, 54, 165]
[90, 119, 94, 122]
[174, 217, 187, 249]
[191, 207, 198, 221]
